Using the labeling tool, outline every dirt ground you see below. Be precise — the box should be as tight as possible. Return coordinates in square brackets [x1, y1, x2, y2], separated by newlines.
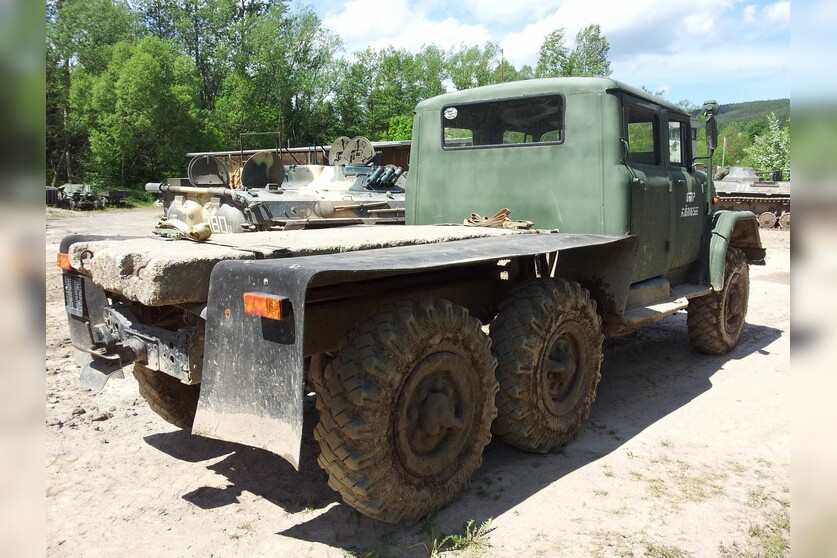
[45, 207, 790, 557]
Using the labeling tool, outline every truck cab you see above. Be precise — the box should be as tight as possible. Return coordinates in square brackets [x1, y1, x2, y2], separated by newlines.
[407, 78, 710, 285]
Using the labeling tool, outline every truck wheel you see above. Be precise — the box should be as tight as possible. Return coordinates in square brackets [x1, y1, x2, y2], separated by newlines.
[687, 247, 749, 355]
[490, 279, 603, 453]
[133, 364, 200, 429]
[307, 351, 334, 395]
[314, 297, 498, 524]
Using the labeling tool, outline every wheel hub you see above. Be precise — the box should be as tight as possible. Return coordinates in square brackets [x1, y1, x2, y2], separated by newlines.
[395, 352, 475, 477]
[541, 321, 587, 417]
[724, 272, 745, 335]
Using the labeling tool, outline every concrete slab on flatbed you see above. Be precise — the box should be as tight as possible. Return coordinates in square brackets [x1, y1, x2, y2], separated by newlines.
[68, 225, 521, 306]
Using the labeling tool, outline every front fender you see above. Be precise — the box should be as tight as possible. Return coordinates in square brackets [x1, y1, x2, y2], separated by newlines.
[706, 210, 766, 290]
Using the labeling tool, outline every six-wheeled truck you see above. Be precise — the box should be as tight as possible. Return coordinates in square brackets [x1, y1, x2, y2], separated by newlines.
[59, 78, 765, 524]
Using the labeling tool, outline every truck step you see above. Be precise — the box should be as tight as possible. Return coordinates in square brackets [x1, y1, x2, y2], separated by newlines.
[616, 283, 712, 334]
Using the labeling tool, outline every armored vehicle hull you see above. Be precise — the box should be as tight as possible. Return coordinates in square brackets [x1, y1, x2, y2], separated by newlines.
[714, 167, 790, 230]
[150, 137, 406, 236]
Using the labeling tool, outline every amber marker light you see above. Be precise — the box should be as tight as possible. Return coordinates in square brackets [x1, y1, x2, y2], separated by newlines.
[243, 292, 292, 320]
[57, 253, 73, 271]
[713, 196, 720, 204]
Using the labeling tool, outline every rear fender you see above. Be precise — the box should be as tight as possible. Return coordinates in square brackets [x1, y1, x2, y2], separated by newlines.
[193, 233, 637, 468]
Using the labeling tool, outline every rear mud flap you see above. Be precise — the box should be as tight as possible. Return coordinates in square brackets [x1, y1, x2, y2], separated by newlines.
[192, 263, 317, 469]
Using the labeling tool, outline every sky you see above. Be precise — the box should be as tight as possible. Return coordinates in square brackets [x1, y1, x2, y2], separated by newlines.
[291, 0, 791, 105]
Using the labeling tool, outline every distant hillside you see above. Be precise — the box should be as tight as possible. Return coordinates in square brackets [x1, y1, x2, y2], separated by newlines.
[716, 99, 789, 127]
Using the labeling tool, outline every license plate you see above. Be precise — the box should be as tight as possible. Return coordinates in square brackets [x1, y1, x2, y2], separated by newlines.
[63, 274, 86, 317]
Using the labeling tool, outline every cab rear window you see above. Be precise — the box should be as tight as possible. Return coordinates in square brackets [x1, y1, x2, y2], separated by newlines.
[442, 95, 565, 148]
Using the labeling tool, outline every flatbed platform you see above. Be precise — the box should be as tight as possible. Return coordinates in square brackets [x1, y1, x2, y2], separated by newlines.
[66, 225, 523, 305]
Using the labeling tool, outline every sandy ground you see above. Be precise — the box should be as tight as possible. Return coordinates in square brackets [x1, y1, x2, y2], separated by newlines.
[46, 207, 790, 557]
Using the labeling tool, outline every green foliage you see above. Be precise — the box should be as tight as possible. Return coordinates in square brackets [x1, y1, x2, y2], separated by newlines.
[49, 2, 789, 192]
[716, 99, 789, 129]
[47, 0, 143, 184]
[716, 122, 754, 166]
[447, 42, 501, 90]
[334, 44, 452, 141]
[135, 0, 275, 110]
[174, 4, 342, 149]
[745, 113, 789, 174]
[382, 115, 413, 141]
[71, 36, 202, 186]
[536, 25, 611, 78]
[420, 518, 494, 557]
[48, 0, 142, 75]
[535, 29, 569, 78]
[568, 24, 611, 77]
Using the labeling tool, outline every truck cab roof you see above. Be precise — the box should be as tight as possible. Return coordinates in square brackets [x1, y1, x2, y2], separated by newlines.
[415, 77, 689, 116]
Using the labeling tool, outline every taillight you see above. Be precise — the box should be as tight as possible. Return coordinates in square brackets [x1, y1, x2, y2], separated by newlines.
[242, 292, 291, 320]
[57, 253, 73, 271]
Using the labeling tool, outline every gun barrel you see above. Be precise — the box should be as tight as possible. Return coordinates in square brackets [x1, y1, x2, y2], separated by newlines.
[146, 182, 236, 197]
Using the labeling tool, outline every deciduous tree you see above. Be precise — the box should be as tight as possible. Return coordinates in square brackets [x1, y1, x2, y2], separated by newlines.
[568, 24, 611, 77]
[535, 29, 569, 78]
[745, 113, 789, 174]
[70, 37, 201, 186]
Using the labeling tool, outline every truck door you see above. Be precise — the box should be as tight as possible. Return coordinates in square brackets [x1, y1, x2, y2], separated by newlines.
[666, 116, 704, 272]
[623, 97, 671, 282]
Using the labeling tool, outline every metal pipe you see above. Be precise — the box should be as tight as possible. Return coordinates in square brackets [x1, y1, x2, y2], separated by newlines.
[146, 182, 236, 198]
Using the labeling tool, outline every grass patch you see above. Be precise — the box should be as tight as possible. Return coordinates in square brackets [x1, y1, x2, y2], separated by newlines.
[644, 542, 692, 558]
[419, 518, 493, 557]
[727, 460, 747, 475]
[718, 507, 789, 558]
[589, 530, 635, 558]
[720, 485, 789, 558]
[639, 457, 726, 508]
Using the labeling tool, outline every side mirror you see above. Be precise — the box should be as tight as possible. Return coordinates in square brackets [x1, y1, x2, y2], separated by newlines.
[702, 100, 719, 153]
[705, 116, 718, 151]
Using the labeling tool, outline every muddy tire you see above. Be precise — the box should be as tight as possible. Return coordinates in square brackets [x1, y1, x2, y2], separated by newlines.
[133, 364, 200, 429]
[307, 352, 335, 395]
[687, 247, 750, 355]
[490, 279, 603, 453]
[314, 297, 498, 524]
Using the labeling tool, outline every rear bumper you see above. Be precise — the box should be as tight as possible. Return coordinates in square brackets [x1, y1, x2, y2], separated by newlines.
[63, 270, 204, 390]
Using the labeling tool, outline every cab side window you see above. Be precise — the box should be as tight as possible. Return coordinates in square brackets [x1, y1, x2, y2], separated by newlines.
[668, 120, 688, 167]
[626, 107, 660, 166]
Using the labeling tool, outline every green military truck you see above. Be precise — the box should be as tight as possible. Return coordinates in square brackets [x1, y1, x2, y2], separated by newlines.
[59, 77, 764, 524]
